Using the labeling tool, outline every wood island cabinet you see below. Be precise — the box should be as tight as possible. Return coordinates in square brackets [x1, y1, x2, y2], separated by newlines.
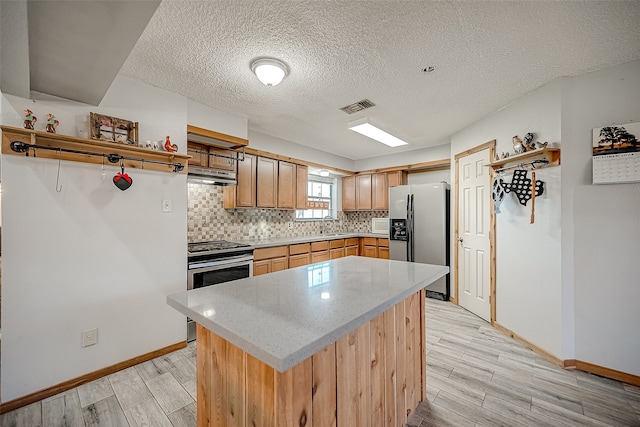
[257, 156, 278, 208]
[277, 161, 296, 209]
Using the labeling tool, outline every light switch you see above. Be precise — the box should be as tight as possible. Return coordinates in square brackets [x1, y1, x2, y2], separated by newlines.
[162, 198, 172, 213]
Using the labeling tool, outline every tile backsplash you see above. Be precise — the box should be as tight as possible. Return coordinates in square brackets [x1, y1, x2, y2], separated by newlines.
[188, 182, 388, 242]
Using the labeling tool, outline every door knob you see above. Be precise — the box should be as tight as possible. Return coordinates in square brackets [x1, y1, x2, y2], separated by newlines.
[457, 237, 463, 243]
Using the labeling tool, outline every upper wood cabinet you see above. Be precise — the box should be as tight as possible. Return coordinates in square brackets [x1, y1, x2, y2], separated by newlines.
[208, 146, 236, 171]
[224, 153, 256, 208]
[187, 142, 208, 168]
[372, 172, 388, 210]
[387, 170, 407, 188]
[356, 174, 372, 210]
[342, 176, 356, 211]
[296, 164, 308, 210]
[277, 161, 296, 209]
[257, 156, 278, 208]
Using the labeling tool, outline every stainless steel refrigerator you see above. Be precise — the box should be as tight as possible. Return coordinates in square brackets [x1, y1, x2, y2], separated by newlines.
[389, 182, 450, 300]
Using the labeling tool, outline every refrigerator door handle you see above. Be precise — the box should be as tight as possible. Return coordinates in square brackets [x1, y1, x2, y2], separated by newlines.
[406, 194, 411, 262]
[410, 194, 415, 262]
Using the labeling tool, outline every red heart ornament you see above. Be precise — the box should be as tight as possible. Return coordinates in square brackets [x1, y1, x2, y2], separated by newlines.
[113, 172, 133, 191]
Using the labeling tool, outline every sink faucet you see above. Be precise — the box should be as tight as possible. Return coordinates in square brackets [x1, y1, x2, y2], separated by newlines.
[321, 215, 333, 234]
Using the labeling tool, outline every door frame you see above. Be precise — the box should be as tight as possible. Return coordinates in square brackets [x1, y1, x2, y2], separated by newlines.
[452, 140, 497, 324]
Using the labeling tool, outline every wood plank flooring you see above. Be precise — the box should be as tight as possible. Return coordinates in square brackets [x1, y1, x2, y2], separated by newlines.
[2, 298, 639, 426]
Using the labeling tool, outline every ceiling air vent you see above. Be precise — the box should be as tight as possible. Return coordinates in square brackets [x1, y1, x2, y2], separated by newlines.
[340, 99, 376, 114]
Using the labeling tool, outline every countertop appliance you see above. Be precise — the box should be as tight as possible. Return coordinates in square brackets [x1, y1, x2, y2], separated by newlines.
[371, 217, 389, 235]
[389, 182, 450, 300]
[187, 240, 254, 341]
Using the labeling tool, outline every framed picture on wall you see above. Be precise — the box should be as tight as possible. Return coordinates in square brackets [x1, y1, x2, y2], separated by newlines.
[90, 112, 139, 145]
[592, 121, 640, 184]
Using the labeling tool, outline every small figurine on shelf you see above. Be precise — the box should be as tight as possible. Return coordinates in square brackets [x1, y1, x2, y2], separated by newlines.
[23, 109, 37, 130]
[164, 135, 178, 152]
[145, 140, 152, 149]
[536, 141, 549, 149]
[512, 135, 526, 154]
[501, 152, 510, 159]
[523, 132, 536, 151]
[45, 113, 59, 133]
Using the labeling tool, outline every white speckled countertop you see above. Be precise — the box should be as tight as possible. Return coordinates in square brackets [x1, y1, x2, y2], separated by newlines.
[167, 257, 448, 372]
[235, 232, 389, 248]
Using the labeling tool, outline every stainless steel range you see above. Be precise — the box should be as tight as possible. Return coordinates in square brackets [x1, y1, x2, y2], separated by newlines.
[187, 240, 254, 341]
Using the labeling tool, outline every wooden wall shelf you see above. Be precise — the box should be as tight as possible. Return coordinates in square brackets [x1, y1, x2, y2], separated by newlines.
[1, 126, 190, 174]
[487, 147, 560, 171]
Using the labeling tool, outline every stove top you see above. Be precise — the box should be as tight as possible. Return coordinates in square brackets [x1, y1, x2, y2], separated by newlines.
[188, 240, 253, 256]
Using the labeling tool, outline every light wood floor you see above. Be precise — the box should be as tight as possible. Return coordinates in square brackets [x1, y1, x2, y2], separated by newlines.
[2, 299, 639, 426]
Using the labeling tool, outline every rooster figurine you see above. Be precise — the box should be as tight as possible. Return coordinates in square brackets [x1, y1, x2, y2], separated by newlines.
[512, 135, 526, 154]
[164, 135, 178, 152]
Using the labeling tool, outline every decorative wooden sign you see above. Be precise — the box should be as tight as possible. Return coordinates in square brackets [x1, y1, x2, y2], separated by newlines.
[90, 112, 139, 145]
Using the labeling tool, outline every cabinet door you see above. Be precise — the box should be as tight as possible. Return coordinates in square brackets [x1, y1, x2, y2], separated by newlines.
[356, 174, 372, 210]
[311, 250, 330, 263]
[289, 253, 310, 268]
[330, 248, 344, 259]
[187, 142, 208, 168]
[271, 257, 288, 272]
[277, 161, 296, 209]
[257, 157, 278, 208]
[372, 172, 388, 210]
[387, 170, 407, 188]
[342, 176, 356, 211]
[236, 154, 256, 208]
[208, 147, 236, 171]
[362, 246, 378, 258]
[253, 260, 271, 276]
[378, 247, 389, 259]
[296, 164, 308, 210]
[345, 245, 358, 256]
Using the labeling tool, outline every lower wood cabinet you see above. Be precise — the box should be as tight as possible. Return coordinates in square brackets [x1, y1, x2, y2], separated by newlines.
[362, 237, 388, 259]
[253, 246, 288, 276]
[345, 238, 359, 256]
[311, 250, 330, 263]
[289, 243, 311, 268]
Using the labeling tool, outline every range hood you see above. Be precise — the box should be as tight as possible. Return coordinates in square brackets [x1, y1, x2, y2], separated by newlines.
[187, 167, 237, 186]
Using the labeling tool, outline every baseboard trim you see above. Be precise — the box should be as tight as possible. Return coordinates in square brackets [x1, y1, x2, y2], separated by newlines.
[0, 341, 187, 415]
[492, 322, 564, 367]
[567, 359, 640, 387]
[492, 323, 640, 387]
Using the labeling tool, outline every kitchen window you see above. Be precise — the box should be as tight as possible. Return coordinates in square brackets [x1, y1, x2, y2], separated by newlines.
[296, 174, 336, 220]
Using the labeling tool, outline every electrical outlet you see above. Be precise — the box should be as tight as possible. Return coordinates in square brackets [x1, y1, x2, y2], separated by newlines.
[162, 198, 172, 213]
[287, 221, 293, 229]
[82, 328, 98, 347]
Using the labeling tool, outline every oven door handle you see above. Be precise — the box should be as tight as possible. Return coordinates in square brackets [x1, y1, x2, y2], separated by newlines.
[188, 254, 254, 270]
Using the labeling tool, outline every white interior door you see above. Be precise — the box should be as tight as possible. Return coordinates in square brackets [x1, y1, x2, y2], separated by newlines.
[457, 148, 491, 321]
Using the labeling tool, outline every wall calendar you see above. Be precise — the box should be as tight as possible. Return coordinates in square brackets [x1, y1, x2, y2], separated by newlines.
[592, 121, 640, 184]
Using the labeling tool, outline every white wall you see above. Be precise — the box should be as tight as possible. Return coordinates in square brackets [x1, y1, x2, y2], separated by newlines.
[187, 99, 248, 140]
[248, 129, 355, 172]
[450, 80, 564, 358]
[561, 60, 640, 376]
[354, 142, 450, 171]
[0, 77, 193, 402]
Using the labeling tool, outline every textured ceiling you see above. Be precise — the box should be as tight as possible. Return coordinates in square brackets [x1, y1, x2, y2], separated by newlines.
[17, 1, 640, 161]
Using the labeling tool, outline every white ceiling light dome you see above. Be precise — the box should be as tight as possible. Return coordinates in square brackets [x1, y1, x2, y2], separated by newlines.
[250, 57, 289, 87]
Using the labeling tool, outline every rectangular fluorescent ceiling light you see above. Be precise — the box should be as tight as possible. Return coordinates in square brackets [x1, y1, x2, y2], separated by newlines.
[348, 118, 408, 147]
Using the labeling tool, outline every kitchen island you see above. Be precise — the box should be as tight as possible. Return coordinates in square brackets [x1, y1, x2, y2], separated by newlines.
[167, 256, 448, 427]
